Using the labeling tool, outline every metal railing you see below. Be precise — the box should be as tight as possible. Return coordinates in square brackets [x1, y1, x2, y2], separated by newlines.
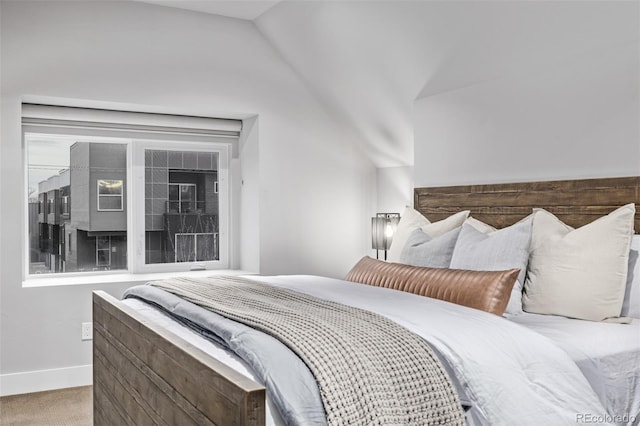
[165, 200, 208, 214]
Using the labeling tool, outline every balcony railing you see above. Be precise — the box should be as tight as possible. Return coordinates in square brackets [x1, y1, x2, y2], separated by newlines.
[165, 200, 208, 214]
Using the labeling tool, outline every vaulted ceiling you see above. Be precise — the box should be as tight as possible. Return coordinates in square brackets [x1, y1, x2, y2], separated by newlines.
[139, 1, 281, 20]
[136, 1, 639, 168]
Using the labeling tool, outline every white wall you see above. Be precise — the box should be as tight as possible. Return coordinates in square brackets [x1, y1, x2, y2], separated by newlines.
[254, 1, 639, 209]
[414, 3, 639, 187]
[0, 0, 374, 392]
[376, 166, 413, 212]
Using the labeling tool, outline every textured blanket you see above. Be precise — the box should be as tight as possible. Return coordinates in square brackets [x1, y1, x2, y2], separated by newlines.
[149, 275, 465, 426]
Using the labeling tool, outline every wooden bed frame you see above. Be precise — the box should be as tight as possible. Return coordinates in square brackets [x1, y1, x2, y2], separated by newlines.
[93, 291, 265, 425]
[93, 176, 640, 425]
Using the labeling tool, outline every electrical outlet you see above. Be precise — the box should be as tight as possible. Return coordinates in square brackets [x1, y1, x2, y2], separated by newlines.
[81, 322, 93, 341]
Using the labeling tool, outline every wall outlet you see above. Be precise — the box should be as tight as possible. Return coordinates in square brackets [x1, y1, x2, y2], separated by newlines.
[81, 322, 93, 341]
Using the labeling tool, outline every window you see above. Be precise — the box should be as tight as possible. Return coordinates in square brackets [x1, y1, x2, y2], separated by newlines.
[61, 196, 70, 215]
[23, 104, 239, 279]
[27, 137, 128, 274]
[143, 148, 223, 269]
[96, 236, 111, 267]
[97, 179, 123, 211]
[168, 183, 197, 213]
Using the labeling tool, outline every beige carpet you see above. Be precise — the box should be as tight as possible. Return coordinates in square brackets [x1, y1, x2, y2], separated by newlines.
[0, 386, 92, 426]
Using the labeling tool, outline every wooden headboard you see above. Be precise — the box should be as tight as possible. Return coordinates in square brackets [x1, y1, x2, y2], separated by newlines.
[414, 176, 640, 231]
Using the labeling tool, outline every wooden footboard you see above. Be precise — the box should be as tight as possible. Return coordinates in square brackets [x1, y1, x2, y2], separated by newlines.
[93, 290, 266, 426]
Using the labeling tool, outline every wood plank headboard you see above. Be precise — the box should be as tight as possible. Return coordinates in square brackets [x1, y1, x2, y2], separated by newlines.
[414, 176, 640, 231]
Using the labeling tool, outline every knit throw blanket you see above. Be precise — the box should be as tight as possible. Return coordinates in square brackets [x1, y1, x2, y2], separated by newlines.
[149, 276, 465, 426]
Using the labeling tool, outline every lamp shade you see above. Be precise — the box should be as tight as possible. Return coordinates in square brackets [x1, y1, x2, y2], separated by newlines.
[371, 213, 400, 250]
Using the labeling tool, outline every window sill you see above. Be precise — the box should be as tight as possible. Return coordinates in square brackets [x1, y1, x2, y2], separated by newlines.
[22, 269, 255, 288]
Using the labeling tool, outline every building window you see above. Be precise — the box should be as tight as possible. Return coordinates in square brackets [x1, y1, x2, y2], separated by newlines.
[96, 236, 111, 267]
[168, 183, 197, 213]
[97, 179, 124, 211]
[61, 196, 70, 215]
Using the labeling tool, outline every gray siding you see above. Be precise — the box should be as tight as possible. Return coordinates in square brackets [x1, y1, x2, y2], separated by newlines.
[88, 143, 127, 232]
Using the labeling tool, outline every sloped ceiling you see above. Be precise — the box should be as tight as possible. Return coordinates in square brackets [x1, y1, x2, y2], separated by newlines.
[138, 1, 280, 20]
[134, 1, 638, 168]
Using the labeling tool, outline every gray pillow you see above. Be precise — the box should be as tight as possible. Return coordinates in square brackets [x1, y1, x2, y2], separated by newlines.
[621, 248, 638, 317]
[450, 219, 532, 314]
[399, 227, 462, 268]
[621, 235, 640, 318]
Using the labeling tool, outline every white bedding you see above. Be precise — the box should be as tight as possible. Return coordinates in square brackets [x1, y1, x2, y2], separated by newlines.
[123, 274, 616, 425]
[507, 313, 640, 424]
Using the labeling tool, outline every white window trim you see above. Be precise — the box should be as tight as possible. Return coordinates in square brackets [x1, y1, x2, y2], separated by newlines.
[97, 179, 124, 212]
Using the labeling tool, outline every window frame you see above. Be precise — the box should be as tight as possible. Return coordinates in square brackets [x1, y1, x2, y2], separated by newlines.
[168, 182, 197, 214]
[24, 132, 232, 281]
[132, 140, 230, 274]
[97, 179, 124, 212]
[61, 195, 70, 215]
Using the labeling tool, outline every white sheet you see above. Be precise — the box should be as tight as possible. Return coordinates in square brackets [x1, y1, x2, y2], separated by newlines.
[507, 312, 640, 424]
[123, 275, 615, 425]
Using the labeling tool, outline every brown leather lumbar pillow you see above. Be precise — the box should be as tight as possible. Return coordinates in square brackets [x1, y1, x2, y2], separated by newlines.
[345, 256, 519, 316]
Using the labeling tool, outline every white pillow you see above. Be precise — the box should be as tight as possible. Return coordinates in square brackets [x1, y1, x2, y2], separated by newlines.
[387, 207, 469, 263]
[465, 217, 499, 234]
[522, 204, 635, 322]
[621, 235, 640, 318]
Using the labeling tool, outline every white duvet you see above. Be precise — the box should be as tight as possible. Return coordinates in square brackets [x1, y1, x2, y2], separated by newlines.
[508, 312, 640, 425]
[126, 274, 614, 425]
[255, 275, 609, 425]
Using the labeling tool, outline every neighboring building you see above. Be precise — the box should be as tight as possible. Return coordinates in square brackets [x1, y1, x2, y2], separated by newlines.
[66, 142, 127, 272]
[28, 201, 46, 270]
[36, 171, 70, 273]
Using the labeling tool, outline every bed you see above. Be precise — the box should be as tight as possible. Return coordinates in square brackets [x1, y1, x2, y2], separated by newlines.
[93, 176, 640, 426]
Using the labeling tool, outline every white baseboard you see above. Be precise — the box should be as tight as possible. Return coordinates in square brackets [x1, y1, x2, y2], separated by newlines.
[0, 364, 92, 396]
